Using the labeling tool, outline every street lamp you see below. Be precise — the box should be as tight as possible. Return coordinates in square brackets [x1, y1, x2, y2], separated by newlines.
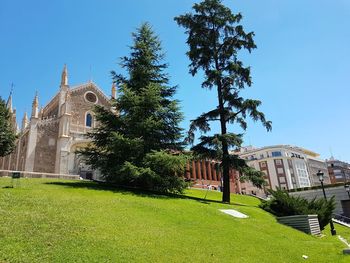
[317, 170, 336, 236]
[345, 184, 350, 199]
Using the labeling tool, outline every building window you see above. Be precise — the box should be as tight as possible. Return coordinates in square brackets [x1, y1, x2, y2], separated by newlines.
[277, 167, 284, 174]
[85, 92, 98, 103]
[249, 155, 256, 160]
[275, 159, 282, 166]
[272, 151, 282, 157]
[86, 113, 93, 127]
[260, 162, 266, 168]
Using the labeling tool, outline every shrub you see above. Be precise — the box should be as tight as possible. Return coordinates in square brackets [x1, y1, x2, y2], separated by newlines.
[260, 189, 335, 230]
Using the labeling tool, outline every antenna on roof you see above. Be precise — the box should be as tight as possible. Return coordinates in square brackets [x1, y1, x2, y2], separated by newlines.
[89, 65, 93, 83]
[329, 147, 334, 159]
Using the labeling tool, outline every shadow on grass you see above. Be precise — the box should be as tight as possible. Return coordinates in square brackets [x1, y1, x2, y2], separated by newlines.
[44, 181, 253, 207]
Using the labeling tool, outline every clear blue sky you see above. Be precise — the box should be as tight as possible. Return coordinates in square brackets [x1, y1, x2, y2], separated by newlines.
[1, 0, 349, 161]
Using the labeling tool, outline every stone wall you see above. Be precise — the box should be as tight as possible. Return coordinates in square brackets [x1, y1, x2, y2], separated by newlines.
[33, 121, 59, 173]
[0, 130, 29, 171]
[290, 185, 350, 215]
[70, 84, 110, 127]
[2, 155, 9, 170]
[42, 94, 59, 119]
[0, 169, 79, 180]
[17, 131, 29, 171]
[9, 144, 18, 171]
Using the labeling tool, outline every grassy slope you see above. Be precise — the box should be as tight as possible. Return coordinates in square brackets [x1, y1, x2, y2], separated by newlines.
[0, 178, 349, 263]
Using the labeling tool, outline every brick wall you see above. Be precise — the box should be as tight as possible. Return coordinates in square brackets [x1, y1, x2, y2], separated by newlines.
[33, 121, 59, 173]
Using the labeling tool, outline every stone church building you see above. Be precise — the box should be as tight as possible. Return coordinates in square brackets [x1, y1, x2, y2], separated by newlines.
[0, 66, 115, 178]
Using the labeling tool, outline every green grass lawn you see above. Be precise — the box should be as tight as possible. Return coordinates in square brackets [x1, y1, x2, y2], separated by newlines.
[0, 178, 350, 263]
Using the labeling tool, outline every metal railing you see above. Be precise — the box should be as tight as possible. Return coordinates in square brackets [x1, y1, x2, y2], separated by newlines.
[333, 213, 350, 224]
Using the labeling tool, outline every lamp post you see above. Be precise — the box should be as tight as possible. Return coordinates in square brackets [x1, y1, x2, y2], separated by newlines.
[345, 184, 350, 199]
[317, 170, 336, 236]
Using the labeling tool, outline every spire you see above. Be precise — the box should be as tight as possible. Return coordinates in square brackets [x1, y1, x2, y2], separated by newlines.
[62, 90, 71, 114]
[61, 64, 68, 86]
[65, 90, 71, 101]
[12, 108, 17, 131]
[6, 90, 13, 113]
[111, 82, 117, 99]
[22, 112, 28, 130]
[31, 92, 39, 118]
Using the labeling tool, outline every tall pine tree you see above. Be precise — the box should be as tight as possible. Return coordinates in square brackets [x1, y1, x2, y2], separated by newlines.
[113, 23, 184, 157]
[175, 0, 271, 202]
[81, 23, 186, 193]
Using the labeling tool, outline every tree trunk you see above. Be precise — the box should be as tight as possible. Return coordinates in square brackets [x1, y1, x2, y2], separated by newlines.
[217, 83, 230, 203]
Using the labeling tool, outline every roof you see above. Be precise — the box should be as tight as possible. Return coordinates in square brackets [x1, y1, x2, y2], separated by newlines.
[239, 144, 319, 157]
[70, 82, 110, 103]
[41, 81, 110, 116]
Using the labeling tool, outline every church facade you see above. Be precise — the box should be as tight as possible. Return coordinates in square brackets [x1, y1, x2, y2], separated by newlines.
[0, 66, 115, 178]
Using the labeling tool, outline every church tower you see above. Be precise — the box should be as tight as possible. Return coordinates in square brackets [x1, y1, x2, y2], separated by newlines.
[22, 112, 28, 131]
[31, 92, 39, 119]
[111, 82, 117, 99]
[6, 92, 13, 114]
[25, 92, 40, 172]
[6, 92, 18, 132]
[55, 65, 72, 174]
[61, 64, 68, 86]
[58, 64, 69, 116]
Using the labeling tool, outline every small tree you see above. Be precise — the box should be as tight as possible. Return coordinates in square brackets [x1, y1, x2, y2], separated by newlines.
[175, 0, 271, 202]
[80, 23, 186, 193]
[0, 97, 16, 157]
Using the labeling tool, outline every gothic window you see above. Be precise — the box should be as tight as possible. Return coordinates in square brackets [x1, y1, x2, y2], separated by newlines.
[85, 92, 97, 103]
[86, 113, 93, 127]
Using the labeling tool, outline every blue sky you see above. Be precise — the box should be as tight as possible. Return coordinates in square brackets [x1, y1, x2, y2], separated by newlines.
[1, 0, 350, 161]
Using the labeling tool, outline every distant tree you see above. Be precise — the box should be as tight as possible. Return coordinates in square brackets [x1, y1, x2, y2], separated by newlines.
[175, 0, 271, 202]
[80, 23, 187, 193]
[0, 97, 16, 157]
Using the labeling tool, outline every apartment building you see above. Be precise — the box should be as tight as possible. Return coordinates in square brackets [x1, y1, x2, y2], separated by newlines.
[326, 158, 350, 184]
[238, 145, 330, 191]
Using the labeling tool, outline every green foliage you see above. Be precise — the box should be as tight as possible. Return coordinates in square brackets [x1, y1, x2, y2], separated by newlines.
[239, 165, 266, 189]
[143, 151, 187, 178]
[80, 23, 185, 193]
[0, 97, 16, 157]
[175, 0, 271, 202]
[105, 152, 188, 193]
[260, 189, 336, 230]
[111, 22, 184, 157]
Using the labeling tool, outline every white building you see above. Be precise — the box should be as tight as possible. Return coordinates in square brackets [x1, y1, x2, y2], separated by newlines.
[238, 145, 330, 192]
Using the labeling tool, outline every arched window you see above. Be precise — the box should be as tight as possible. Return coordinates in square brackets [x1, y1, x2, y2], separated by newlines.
[86, 113, 93, 127]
